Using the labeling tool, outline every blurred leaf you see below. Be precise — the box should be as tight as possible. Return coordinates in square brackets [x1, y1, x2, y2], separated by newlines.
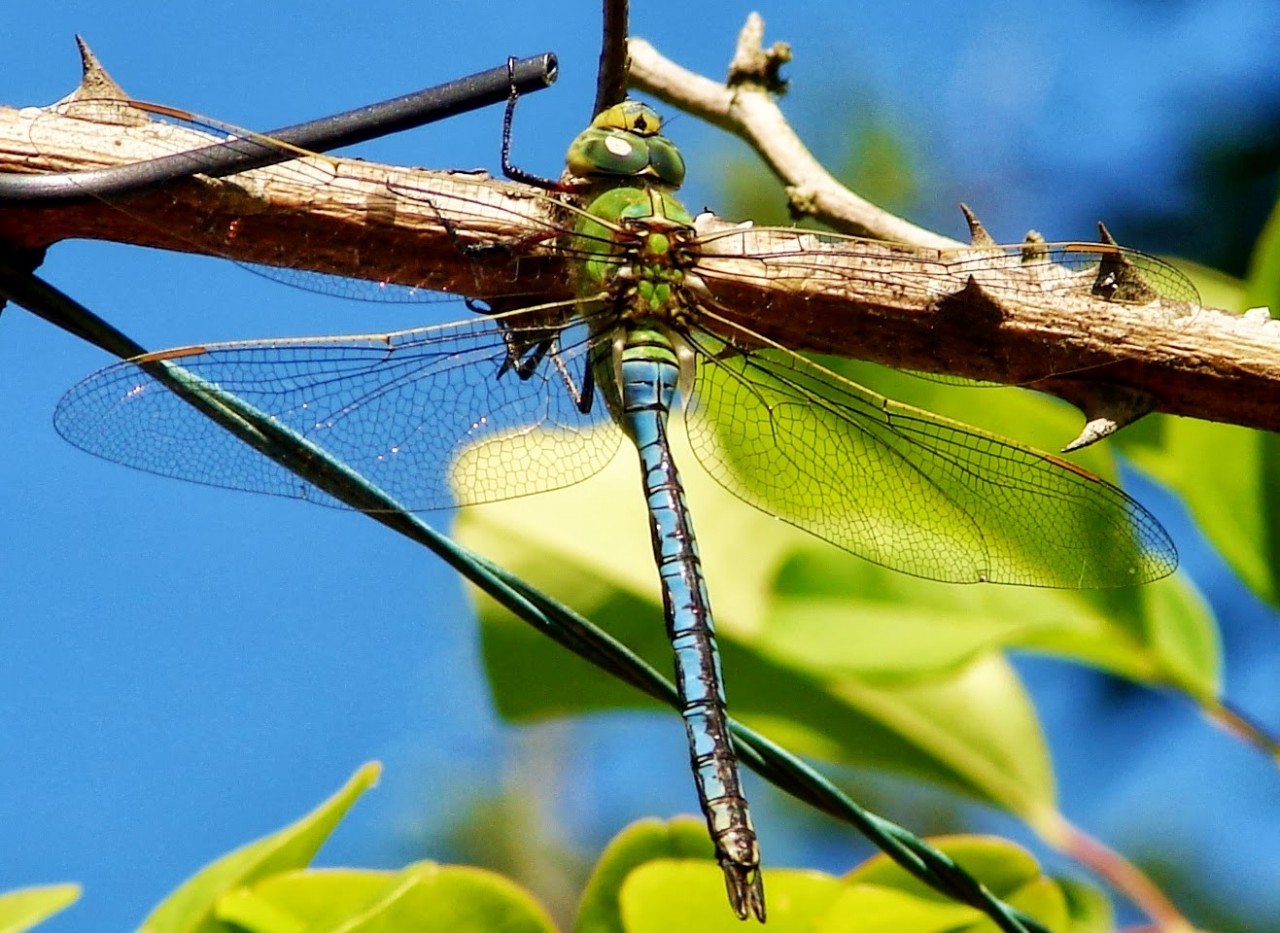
[458, 449, 1056, 817]
[849, 833, 1039, 896]
[0, 885, 80, 932]
[574, 817, 720, 933]
[1057, 878, 1114, 933]
[1116, 199, 1280, 614]
[1127, 414, 1280, 610]
[836, 115, 918, 219]
[718, 154, 795, 227]
[1246, 190, 1280, 315]
[139, 762, 380, 933]
[829, 359, 1220, 697]
[715, 96, 921, 229]
[1172, 258, 1247, 315]
[622, 861, 839, 932]
[216, 864, 555, 933]
[818, 885, 987, 933]
[433, 783, 587, 924]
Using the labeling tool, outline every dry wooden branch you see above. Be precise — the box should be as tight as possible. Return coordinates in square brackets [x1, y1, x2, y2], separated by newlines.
[0, 97, 576, 301]
[3, 37, 1280, 443]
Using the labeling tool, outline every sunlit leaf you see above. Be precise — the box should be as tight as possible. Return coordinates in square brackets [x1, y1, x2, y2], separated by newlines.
[839, 835, 1069, 933]
[0, 885, 80, 933]
[575, 817, 840, 933]
[217, 864, 554, 933]
[139, 762, 379, 933]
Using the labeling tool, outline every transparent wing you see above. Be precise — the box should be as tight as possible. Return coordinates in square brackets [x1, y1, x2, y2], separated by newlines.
[55, 311, 622, 511]
[681, 327, 1176, 588]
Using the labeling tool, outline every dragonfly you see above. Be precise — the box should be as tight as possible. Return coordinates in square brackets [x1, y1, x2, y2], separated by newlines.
[50, 97, 1186, 922]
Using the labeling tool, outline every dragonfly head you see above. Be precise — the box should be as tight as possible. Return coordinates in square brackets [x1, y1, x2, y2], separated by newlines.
[565, 101, 686, 189]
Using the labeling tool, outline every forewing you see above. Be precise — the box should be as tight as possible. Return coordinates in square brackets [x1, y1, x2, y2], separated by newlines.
[55, 315, 622, 511]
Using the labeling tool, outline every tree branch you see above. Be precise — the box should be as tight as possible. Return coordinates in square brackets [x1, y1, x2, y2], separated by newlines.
[4, 37, 1280, 443]
[628, 15, 956, 247]
[0, 100, 570, 304]
[592, 0, 630, 116]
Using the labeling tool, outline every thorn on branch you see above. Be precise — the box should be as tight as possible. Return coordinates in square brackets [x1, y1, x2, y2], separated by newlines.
[960, 203, 995, 246]
[1020, 229, 1047, 262]
[1093, 221, 1161, 303]
[1052, 381, 1157, 450]
[66, 36, 129, 105]
[934, 274, 1005, 331]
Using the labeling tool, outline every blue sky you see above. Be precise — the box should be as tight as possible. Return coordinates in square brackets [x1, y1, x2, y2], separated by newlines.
[3, 2, 1280, 930]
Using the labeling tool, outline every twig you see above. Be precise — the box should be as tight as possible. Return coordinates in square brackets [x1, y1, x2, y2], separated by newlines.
[8, 99, 1280, 441]
[628, 15, 956, 248]
[1039, 813, 1198, 933]
[593, 0, 630, 116]
[1202, 697, 1280, 761]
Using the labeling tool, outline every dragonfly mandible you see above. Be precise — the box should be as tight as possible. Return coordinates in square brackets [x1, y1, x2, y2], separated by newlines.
[52, 99, 1183, 922]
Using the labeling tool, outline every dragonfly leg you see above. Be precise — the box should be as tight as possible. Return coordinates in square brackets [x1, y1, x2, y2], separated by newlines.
[492, 329, 551, 380]
[577, 357, 596, 415]
[563, 346, 596, 414]
[500, 56, 568, 191]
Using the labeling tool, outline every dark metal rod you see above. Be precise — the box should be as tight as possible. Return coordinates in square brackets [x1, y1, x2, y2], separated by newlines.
[0, 52, 558, 204]
[0, 252, 145, 355]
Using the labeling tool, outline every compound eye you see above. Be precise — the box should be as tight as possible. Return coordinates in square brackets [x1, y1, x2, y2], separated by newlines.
[566, 128, 650, 177]
[646, 137, 686, 187]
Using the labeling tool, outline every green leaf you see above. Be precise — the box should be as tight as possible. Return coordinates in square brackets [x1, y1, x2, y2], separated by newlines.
[818, 885, 986, 933]
[1115, 215, 1280, 613]
[1127, 414, 1280, 610]
[216, 864, 555, 933]
[455, 351, 1219, 819]
[0, 884, 80, 932]
[139, 762, 380, 933]
[1172, 257, 1247, 316]
[1244, 188, 1280, 316]
[791, 360, 1220, 695]
[577, 824, 1098, 932]
[766, 536, 1217, 697]
[576, 817, 719, 933]
[849, 833, 1041, 896]
[622, 861, 840, 932]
